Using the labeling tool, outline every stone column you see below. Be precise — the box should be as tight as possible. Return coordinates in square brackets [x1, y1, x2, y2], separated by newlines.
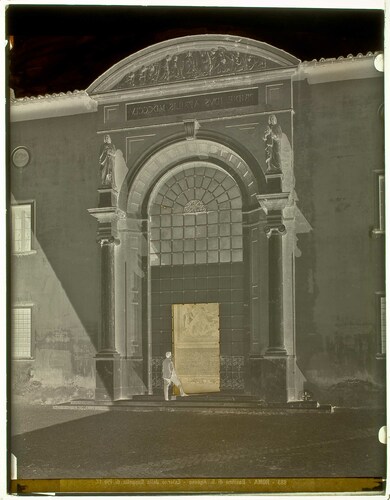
[98, 236, 117, 355]
[265, 223, 287, 354]
[256, 192, 292, 402]
[257, 192, 289, 354]
[89, 187, 123, 401]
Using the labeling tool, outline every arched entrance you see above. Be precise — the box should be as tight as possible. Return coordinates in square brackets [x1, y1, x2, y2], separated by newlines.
[147, 161, 245, 394]
[114, 138, 262, 397]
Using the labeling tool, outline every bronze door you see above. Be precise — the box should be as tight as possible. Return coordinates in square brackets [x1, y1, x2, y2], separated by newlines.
[172, 303, 220, 394]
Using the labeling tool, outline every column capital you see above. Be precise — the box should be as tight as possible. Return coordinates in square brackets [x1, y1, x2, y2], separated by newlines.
[88, 206, 125, 244]
[98, 236, 120, 247]
[264, 224, 287, 238]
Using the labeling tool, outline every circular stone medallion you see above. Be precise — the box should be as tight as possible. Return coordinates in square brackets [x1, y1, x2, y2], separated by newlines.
[12, 147, 31, 168]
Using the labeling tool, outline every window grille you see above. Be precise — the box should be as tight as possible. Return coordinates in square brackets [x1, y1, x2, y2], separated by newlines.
[150, 167, 243, 266]
[11, 204, 32, 253]
[12, 307, 32, 358]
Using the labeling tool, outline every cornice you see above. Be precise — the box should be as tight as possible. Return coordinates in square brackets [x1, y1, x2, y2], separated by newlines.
[301, 51, 380, 65]
[296, 51, 383, 84]
[90, 67, 298, 105]
[10, 90, 98, 123]
[10, 50, 383, 122]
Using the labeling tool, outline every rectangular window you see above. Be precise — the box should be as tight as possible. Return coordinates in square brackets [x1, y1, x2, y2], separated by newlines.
[380, 296, 386, 355]
[11, 203, 33, 253]
[378, 174, 385, 232]
[12, 307, 32, 359]
[372, 172, 385, 236]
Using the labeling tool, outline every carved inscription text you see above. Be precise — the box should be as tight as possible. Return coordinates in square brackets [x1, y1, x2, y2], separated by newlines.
[126, 88, 258, 120]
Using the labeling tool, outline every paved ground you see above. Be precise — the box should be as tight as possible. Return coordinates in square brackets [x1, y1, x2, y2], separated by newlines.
[10, 404, 386, 479]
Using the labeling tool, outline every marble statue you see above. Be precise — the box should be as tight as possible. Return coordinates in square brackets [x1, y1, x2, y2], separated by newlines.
[263, 114, 283, 172]
[99, 134, 116, 187]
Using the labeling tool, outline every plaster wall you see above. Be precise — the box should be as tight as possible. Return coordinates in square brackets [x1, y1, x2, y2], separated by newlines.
[293, 76, 385, 400]
[10, 111, 100, 403]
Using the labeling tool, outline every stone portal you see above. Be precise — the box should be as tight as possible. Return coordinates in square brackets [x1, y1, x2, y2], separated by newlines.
[87, 34, 307, 402]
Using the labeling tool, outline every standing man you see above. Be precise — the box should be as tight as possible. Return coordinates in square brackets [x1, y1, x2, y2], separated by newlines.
[162, 352, 188, 401]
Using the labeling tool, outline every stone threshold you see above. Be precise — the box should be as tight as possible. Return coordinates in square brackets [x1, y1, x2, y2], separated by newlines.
[53, 396, 333, 413]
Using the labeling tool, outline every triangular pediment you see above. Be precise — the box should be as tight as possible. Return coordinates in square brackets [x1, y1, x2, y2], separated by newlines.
[87, 35, 300, 95]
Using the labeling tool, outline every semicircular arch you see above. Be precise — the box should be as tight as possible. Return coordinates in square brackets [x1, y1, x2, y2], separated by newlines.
[147, 160, 242, 216]
[123, 139, 261, 217]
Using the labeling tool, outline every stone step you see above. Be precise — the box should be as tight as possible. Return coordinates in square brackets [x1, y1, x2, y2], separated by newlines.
[55, 398, 332, 412]
[131, 393, 258, 402]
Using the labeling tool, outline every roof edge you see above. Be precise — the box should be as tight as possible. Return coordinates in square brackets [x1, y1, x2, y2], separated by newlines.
[10, 90, 97, 122]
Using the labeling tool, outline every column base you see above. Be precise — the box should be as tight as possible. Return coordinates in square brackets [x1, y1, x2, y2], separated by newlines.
[95, 355, 122, 401]
[95, 349, 120, 359]
[95, 356, 149, 401]
[120, 357, 148, 398]
[249, 355, 305, 403]
[265, 347, 287, 355]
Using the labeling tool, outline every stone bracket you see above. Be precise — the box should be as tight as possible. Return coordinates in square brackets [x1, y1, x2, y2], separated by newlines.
[88, 205, 125, 243]
[257, 192, 290, 214]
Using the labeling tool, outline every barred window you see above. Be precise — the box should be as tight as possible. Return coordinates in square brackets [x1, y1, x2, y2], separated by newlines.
[11, 203, 33, 253]
[149, 166, 243, 266]
[12, 307, 32, 359]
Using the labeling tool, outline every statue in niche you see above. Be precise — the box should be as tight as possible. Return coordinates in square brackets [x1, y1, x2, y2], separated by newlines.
[99, 134, 116, 187]
[263, 114, 283, 172]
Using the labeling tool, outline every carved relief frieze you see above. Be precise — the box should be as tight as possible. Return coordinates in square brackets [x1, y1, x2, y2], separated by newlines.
[113, 48, 268, 90]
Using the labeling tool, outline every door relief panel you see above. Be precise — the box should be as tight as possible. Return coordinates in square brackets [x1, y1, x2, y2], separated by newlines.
[172, 303, 220, 393]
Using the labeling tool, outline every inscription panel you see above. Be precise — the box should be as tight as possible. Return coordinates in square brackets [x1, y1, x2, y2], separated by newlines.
[126, 88, 258, 120]
[172, 303, 220, 393]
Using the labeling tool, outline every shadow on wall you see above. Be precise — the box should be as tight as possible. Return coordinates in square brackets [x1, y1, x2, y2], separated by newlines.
[11, 230, 96, 405]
